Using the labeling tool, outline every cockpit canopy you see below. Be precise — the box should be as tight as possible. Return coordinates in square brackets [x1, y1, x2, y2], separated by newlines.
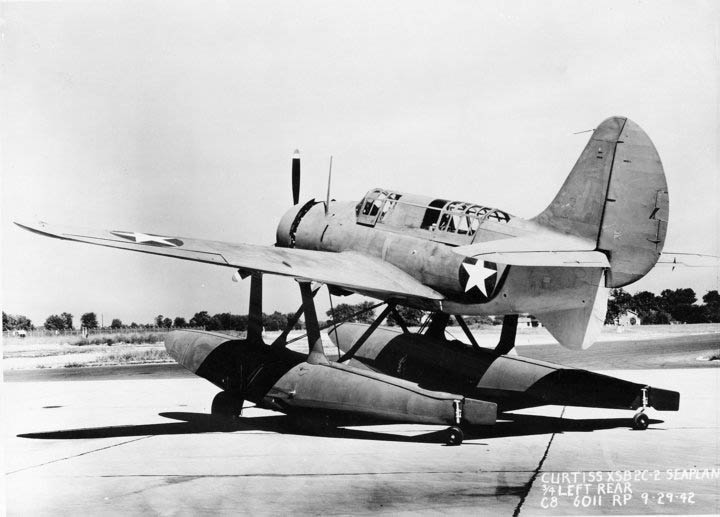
[355, 188, 511, 240]
[356, 189, 402, 225]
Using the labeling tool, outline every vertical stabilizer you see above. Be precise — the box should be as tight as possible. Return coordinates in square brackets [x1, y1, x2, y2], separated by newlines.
[533, 117, 668, 288]
[533, 117, 626, 242]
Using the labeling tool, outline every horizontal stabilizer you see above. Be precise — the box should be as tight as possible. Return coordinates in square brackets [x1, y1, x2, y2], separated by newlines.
[657, 252, 720, 269]
[454, 234, 608, 268]
[459, 250, 609, 268]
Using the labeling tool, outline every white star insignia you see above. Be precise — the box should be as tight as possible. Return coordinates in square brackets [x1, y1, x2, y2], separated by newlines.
[112, 231, 180, 247]
[462, 261, 497, 297]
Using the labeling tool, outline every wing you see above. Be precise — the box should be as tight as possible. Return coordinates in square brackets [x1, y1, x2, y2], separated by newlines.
[15, 220, 443, 308]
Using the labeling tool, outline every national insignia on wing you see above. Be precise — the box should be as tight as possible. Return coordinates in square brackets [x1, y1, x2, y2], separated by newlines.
[111, 231, 184, 248]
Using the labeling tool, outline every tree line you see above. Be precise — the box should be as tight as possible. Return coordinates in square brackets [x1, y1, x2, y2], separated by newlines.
[3, 311, 164, 331]
[2, 310, 304, 332]
[324, 302, 492, 327]
[172, 311, 304, 332]
[606, 288, 720, 324]
[4, 305, 383, 333]
[4, 287, 719, 332]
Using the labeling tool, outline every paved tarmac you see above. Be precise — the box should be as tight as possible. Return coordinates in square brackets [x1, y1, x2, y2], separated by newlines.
[516, 333, 719, 370]
[4, 365, 719, 515]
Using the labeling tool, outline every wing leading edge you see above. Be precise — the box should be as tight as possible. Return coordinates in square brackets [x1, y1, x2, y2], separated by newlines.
[14, 220, 443, 308]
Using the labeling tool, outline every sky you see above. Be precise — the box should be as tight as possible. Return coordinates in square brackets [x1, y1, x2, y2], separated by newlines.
[2, 1, 718, 327]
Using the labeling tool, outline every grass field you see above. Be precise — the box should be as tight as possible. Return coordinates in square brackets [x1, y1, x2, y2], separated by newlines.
[2, 331, 173, 369]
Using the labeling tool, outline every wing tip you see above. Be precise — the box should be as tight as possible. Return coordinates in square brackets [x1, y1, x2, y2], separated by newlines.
[14, 220, 63, 240]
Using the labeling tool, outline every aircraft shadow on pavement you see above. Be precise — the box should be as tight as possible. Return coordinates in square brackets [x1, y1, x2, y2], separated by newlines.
[17, 411, 664, 443]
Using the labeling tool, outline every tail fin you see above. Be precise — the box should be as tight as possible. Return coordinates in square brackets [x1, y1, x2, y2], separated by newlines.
[533, 117, 668, 287]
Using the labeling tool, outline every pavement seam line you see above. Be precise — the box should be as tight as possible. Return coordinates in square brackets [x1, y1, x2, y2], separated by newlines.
[512, 406, 566, 517]
[92, 470, 535, 478]
[7, 435, 153, 475]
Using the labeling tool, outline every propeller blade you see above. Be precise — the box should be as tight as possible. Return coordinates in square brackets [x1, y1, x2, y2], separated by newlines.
[292, 149, 301, 205]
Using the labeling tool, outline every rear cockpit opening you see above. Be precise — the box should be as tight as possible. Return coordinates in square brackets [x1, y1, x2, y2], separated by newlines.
[419, 200, 511, 238]
[435, 203, 510, 236]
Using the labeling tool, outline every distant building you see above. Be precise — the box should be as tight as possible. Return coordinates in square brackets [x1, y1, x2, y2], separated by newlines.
[518, 316, 541, 328]
[617, 310, 641, 326]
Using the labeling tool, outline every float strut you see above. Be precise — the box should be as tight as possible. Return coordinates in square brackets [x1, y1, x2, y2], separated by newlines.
[248, 273, 264, 344]
[455, 315, 480, 350]
[298, 281, 328, 365]
[337, 303, 395, 363]
[271, 286, 320, 348]
[425, 312, 450, 339]
[389, 306, 410, 333]
[495, 314, 518, 355]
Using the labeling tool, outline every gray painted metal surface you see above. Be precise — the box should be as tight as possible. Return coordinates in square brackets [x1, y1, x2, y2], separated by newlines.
[166, 330, 497, 428]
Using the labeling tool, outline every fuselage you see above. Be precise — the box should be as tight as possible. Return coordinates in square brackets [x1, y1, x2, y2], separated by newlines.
[275, 189, 597, 316]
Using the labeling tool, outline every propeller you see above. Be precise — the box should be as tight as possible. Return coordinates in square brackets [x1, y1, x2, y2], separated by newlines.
[292, 149, 301, 205]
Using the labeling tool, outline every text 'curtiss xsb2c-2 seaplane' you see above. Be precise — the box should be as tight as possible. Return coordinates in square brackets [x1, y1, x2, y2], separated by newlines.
[17, 117, 679, 445]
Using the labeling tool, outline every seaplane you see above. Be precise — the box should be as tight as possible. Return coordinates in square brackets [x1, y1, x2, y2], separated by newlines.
[16, 116, 679, 445]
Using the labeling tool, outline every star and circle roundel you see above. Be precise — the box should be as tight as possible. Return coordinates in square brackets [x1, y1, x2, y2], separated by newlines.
[110, 231, 184, 248]
[458, 258, 509, 303]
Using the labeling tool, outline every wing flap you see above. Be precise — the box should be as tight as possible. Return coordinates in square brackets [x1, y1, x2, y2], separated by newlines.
[15, 220, 444, 306]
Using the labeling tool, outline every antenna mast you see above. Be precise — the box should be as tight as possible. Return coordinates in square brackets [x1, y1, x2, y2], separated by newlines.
[325, 156, 333, 215]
